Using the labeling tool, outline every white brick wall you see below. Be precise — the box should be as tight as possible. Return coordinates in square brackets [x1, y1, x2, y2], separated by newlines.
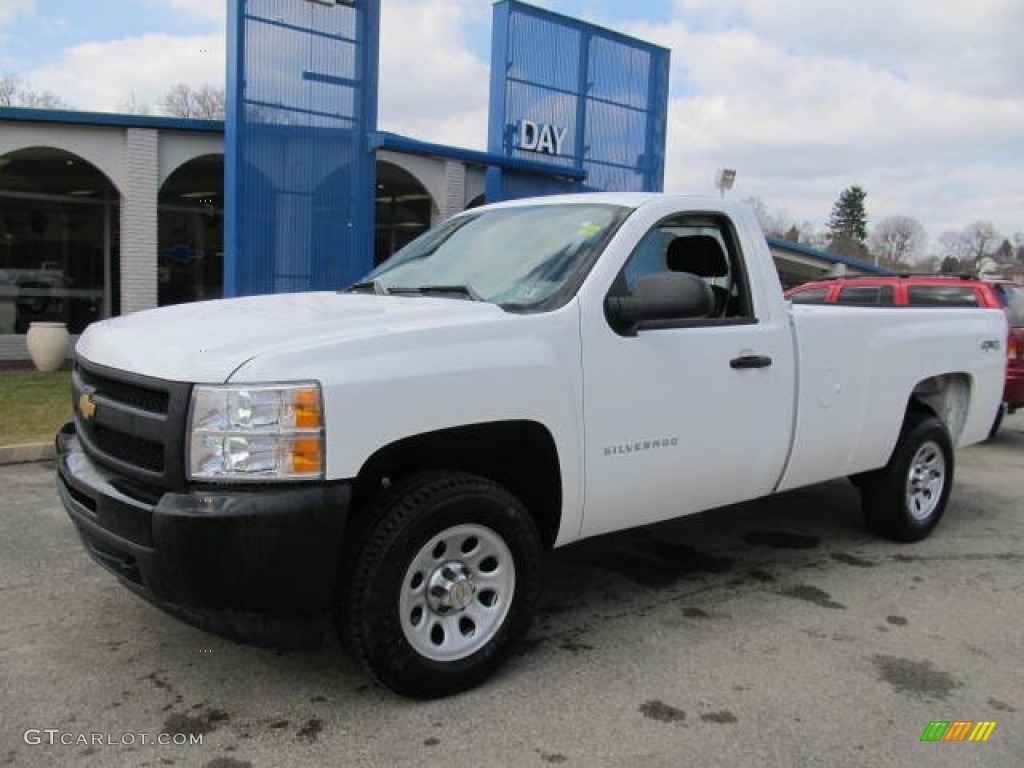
[440, 160, 467, 222]
[120, 128, 159, 315]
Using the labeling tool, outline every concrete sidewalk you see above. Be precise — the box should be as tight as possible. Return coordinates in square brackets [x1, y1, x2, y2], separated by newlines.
[0, 442, 55, 465]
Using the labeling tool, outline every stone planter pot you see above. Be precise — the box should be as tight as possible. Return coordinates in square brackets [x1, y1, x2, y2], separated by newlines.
[26, 321, 70, 372]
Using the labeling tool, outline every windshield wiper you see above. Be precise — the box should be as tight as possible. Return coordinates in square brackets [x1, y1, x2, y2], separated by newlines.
[387, 285, 483, 302]
[344, 280, 388, 295]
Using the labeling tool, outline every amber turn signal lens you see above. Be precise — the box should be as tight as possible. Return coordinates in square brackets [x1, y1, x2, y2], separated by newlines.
[291, 438, 323, 475]
[294, 388, 322, 430]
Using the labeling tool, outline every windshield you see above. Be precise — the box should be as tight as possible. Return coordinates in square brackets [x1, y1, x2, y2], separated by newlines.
[360, 203, 630, 309]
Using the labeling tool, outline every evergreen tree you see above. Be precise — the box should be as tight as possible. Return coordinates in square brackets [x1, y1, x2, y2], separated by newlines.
[939, 256, 962, 274]
[826, 185, 868, 260]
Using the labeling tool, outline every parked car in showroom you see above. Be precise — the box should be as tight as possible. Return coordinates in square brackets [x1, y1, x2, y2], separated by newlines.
[786, 274, 1024, 437]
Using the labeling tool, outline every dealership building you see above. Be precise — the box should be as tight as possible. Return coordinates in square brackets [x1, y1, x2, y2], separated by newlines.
[0, 0, 881, 362]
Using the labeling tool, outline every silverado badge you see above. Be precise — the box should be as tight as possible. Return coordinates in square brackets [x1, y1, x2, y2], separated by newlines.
[78, 392, 97, 421]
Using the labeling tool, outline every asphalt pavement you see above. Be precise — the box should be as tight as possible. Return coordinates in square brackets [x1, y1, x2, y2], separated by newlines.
[2, 417, 1023, 768]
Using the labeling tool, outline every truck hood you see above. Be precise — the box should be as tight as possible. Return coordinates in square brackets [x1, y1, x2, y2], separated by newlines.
[75, 292, 506, 382]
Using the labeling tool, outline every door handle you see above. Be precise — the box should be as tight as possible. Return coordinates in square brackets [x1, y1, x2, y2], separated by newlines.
[730, 355, 772, 369]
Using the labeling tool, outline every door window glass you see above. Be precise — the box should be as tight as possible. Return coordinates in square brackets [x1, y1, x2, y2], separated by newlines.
[612, 216, 753, 321]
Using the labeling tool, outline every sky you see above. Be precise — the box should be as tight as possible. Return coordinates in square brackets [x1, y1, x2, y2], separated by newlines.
[2, 0, 1022, 250]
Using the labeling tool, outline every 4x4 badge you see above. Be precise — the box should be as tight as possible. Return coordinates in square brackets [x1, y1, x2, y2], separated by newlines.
[78, 392, 97, 421]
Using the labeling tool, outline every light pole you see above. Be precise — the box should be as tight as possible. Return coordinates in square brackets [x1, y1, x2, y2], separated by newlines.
[715, 168, 736, 199]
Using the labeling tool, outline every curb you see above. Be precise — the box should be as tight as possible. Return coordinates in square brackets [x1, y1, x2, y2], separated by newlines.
[0, 442, 55, 466]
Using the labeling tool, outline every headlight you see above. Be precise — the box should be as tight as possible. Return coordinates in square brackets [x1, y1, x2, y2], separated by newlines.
[187, 382, 324, 481]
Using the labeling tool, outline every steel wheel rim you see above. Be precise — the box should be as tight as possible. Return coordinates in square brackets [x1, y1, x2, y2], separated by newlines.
[905, 440, 946, 521]
[399, 523, 516, 662]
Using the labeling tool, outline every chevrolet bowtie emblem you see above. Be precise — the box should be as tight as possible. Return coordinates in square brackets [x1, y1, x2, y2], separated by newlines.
[78, 392, 97, 421]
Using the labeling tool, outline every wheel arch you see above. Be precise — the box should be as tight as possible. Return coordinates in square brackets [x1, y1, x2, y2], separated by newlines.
[349, 420, 563, 549]
[907, 372, 971, 443]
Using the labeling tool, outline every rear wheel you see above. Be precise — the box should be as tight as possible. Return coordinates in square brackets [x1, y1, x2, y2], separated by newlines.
[861, 410, 953, 542]
[987, 403, 1006, 440]
[340, 471, 542, 698]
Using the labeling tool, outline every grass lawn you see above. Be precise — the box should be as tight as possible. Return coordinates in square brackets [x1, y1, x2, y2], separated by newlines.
[0, 369, 72, 446]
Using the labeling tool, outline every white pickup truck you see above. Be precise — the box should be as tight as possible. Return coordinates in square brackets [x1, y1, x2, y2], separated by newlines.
[56, 193, 1006, 697]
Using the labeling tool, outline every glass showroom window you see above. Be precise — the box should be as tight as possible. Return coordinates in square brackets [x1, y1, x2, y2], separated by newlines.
[375, 161, 433, 266]
[158, 154, 224, 306]
[0, 147, 119, 335]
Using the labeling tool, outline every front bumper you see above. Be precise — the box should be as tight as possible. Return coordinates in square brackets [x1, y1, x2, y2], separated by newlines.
[55, 424, 351, 649]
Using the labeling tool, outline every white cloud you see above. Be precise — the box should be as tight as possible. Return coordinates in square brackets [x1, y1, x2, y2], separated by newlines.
[0, 0, 34, 64]
[14, 0, 1022, 242]
[673, 0, 1024, 98]
[377, 0, 491, 149]
[629, 5, 1024, 239]
[0, 0, 34, 29]
[24, 0, 492, 146]
[27, 33, 224, 113]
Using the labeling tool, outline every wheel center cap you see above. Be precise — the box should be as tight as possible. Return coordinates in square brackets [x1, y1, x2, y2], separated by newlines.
[427, 561, 475, 613]
[450, 580, 474, 610]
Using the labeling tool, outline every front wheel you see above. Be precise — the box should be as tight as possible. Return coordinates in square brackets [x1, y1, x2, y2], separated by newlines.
[861, 410, 953, 542]
[341, 472, 542, 698]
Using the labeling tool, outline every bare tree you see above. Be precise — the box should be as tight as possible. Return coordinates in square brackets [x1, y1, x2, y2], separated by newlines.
[870, 216, 926, 269]
[961, 220, 999, 269]
[934, 229, 980, 275]
[0, 74, 17, 106]
[743, 197, 788, 238]
[18, 89, 66, 109]
[161, 83, 224, 119]
[118, 91, 150, 115]
[0, 72, 69, 109]
[192, 85, 224, 120]
[162, 84, 194, 117]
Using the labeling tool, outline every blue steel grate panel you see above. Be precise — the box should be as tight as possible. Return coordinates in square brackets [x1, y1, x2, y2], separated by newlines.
[226, 0, 379, 297]
[589, 36, 651, 110]
[507, 13, 580, 92]
[487, 0, 669, 201]
[585, 99, 648, 167]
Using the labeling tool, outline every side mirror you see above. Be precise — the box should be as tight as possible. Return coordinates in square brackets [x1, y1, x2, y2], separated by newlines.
[605, 271, 714, 336]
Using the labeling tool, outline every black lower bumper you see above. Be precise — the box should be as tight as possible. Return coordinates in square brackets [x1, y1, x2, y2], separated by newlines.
[55, 424, 351, 649]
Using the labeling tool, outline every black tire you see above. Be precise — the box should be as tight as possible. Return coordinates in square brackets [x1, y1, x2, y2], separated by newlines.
[861, 410, 953, 542]
[987, 403, 1006, 441]
[340, 471, 542, 698]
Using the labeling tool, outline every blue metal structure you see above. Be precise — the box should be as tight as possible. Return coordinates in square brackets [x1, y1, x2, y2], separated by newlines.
[487, 0, 670, 202]
[368, 131, 586, 181]
[225, 0, 379, 297]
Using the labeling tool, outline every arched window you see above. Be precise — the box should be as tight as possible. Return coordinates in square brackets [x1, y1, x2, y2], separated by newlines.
[158, 154, 224, 305]
[0, 146, 119, 334]
[374, 161, 433, 265]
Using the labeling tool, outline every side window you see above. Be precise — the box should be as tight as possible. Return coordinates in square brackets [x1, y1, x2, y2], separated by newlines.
[907, 286, 979, 307]
[789, 287, 829, 305]
[835, 285, 894, 306]
[612, 216, 753, 321]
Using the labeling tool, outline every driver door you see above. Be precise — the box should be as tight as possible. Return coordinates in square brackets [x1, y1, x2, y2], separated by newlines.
[579, 213, 795, 537]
